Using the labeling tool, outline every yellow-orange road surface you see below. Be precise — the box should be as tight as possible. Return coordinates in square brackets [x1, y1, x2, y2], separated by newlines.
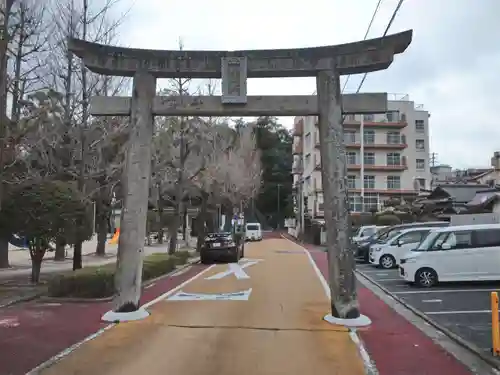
[40, 238, 366, 375]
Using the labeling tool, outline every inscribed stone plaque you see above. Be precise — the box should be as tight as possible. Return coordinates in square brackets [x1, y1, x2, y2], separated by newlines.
[221, 57, 247, 104]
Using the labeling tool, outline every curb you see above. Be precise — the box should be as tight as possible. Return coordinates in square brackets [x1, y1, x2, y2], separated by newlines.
[0, 292, 43, 309]
[355, 269, 500, 371]
[38, 257, 200, 304]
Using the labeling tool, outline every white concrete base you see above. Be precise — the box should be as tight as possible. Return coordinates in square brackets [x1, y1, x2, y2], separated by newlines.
[324, 313, 372, 327]
[101, 308, 150, 322]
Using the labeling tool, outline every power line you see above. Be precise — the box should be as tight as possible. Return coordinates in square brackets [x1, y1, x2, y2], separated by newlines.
[341, 0, 383, 94]
[355, 0, 406, 94]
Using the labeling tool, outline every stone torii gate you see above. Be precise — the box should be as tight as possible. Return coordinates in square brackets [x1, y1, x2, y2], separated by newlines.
[68, 29, 412, 323]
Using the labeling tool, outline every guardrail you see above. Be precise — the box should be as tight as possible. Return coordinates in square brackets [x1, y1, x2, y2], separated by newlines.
[491, 292, 500, 356]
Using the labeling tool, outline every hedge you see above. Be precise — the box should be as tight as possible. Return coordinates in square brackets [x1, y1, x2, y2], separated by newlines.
[47, 250, 191, 299]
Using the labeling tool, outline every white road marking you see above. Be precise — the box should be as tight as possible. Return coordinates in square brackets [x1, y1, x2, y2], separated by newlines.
[393, 288, 500, 295]
[422, 299, 442, 303]
[425, 310, 492, 315]
[205, 259, 261, 280]
[167, 289, 252, 301]
[376, 278, 404, 282]
[375, 273, 389, 276]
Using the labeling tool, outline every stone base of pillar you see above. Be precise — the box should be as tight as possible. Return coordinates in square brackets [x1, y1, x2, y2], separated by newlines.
[323, 313, 372, 327]
[101, 308, 150, 322]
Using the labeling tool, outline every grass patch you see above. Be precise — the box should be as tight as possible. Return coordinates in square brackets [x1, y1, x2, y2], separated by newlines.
[47, 250, 191, 299]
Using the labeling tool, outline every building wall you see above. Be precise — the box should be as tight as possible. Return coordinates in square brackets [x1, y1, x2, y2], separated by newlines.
[292, 97, 432, 216]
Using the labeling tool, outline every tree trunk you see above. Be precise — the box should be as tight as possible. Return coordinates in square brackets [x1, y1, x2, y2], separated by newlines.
[168, 199, 182, 255]
[54, 237, 66, 261]
[182, 206, 188, 241]
[0, 237, 9, 268]
[31, 257, 42, 284]
[157, 189, 164, 244]
[96, 221, 107, 256]
[72, 242, 83, 270]
[196, 193, 209, 252]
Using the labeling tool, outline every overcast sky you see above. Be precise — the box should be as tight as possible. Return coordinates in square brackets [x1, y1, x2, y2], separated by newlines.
[114, 0, 500, 170]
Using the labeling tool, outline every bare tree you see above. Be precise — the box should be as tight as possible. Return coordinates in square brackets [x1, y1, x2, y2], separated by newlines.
[8, 0, 51, 123]
[46, 0, 127, 265]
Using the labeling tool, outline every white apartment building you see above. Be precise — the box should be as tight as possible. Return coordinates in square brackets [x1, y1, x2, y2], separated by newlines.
[292, 96, 432, 217]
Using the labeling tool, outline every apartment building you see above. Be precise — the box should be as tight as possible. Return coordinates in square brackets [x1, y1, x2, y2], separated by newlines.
[292, 96, 432, 217]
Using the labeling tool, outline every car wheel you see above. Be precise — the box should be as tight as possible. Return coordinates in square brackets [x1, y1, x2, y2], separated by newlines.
[200, 254, 211, 264]
[379, 254, 396, 269]
[415, 268, 438, 288]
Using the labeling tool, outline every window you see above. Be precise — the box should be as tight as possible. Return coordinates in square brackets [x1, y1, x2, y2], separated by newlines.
[387, 176, 401, 189]
[394, 230, 428, 245]
[346, 152, 357, 165]
[430, 231, 472, 251]
[364, 175, 375, 189]
[363, 114, 374, 121]
[387, 153, 401, 166]
[475, 229, 500, 247]
[386, 111, 399, 122]
[363, 130, 375, 144]
[416, 178, 426, 189]
[363, 193, 379, 211]
[415, 120, 425, 132]
[416, 139, 425, 151]
[344, 130, 356, 143]
[347, 175, 357, 189]
[364, 152, 375, 165]
[349, 193, 363, 212]
[386, 132, 401, 144]
[416, 159, 425, 170]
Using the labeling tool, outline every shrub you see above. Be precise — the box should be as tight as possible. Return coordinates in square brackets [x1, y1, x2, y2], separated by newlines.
[376, 214, 401, 226]
[47, 251, 192, 299]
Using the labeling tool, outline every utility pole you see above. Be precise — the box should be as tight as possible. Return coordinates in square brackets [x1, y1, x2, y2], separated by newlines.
[430, 152, 438, 167]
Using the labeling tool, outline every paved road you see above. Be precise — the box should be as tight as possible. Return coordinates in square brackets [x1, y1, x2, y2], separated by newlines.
[38, 239, 365, 375]
[356, 262, 500, 354]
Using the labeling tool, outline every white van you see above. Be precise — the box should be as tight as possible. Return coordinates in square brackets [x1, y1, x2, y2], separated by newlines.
[400, 223, 500, 287]
[245, 222, 262, 241]
[369, 227, 435, 269]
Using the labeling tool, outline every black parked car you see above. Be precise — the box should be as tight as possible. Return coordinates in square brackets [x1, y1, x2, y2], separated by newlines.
[200, 232, 244, 264]
[355, 221, 449, 263]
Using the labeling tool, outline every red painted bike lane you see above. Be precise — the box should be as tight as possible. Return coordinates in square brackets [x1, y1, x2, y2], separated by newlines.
[0, 263, 208, 375]
[306, 247, 473, 375]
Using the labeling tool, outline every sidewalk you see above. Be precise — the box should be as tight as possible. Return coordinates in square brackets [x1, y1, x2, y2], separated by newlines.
[25, 239, 366, 375]
[1, 236, 196, 282]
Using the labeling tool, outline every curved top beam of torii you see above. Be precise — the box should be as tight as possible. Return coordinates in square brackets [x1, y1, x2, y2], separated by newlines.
[68, 30, 412, 79]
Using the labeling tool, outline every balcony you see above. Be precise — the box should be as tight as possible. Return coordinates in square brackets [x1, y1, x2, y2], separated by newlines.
[292, 160, 303, 174]
[348, 164, 408, 171]
[293, 119, 304, 136]
[292, 139, 303, 155]
[341, 113, 408, 129]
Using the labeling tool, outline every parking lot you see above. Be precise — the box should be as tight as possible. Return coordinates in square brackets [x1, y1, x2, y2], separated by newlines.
[356, 262, 500, 354]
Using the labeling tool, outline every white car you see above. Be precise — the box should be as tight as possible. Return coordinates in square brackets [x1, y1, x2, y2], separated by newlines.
[400, 223, 500, 287]
[369, 227, 435, 269]
[353, 225, 384, 244]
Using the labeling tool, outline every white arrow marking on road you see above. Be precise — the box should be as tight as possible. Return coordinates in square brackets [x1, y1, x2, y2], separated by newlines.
[422, 299, 442, 303]
[205, 259, 262, 281]
[167, 289, 253, 301]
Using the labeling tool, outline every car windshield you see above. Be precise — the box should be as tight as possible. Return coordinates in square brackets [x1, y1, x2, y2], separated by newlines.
[413, 231, 440, 251]
[379, 230, 402, 244]
[247, 225, 259, 231]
